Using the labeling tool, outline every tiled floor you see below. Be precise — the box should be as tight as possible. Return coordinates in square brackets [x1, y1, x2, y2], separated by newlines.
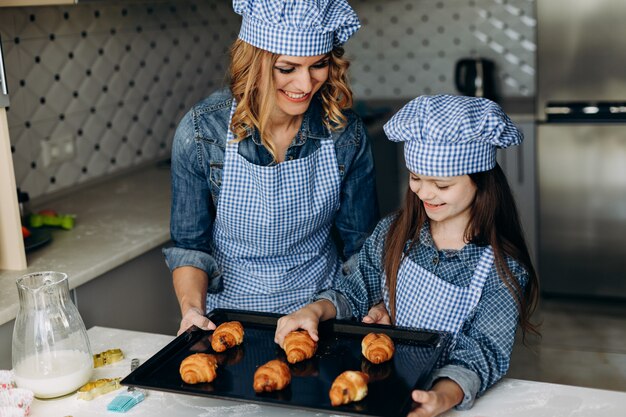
[508, 296, 626, 391]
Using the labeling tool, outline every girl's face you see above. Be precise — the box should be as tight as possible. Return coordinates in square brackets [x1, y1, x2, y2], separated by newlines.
[409, 172, 477, 226]
[271, 54, 330, 118]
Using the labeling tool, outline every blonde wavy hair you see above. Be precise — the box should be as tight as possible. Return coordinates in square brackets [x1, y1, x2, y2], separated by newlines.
[228, 39, 354, 160]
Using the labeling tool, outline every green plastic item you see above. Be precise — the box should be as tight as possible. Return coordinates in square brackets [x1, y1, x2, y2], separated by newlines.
[29, 213, 76, 230]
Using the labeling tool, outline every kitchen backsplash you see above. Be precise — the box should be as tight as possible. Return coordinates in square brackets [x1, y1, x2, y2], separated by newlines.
[350, 0, 535, 99]
[1, 0, 535, 199]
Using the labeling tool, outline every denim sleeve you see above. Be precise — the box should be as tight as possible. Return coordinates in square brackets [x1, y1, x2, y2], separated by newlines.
[314, 289, 354, 319]
[340, 252, 358, 276]
[427, 365, 481, 410]
[163, 109, 220, 281]
[437, 269, 530, 409]
[316, 216, 392, 319]
[334, 119, 380, 260]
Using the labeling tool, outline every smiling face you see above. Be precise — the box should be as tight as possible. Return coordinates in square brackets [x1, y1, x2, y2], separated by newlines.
[270, 54, 330, 119]
[409, 172, 477, 230]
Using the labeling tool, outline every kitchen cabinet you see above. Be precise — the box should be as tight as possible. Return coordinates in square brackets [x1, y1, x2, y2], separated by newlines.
[0, 0, 172, 6]
[75, 245, 180, 336]
[0, 34, 26, 270]
[0, 108, 26, 270]
[0, 319, 11, 369]
[0, 0, 75, 6]
[497, 119, 537, 264]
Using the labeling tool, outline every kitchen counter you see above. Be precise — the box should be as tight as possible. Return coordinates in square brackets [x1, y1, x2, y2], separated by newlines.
[0, 163, 172, 326]
[356, 97, 535, 122]
[27, 326, 626, 417]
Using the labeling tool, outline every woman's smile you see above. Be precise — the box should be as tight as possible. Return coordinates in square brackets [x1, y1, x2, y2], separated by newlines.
[280, 90, 311, 102]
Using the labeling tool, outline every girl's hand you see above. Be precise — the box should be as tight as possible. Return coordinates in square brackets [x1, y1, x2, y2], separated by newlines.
[274, 300, 337, 348]
[362, 302, 392, 325]
[178, 307, 216, 336]
[407, 390, 448, 417]
[407, 379, 464, 417]
[274, 305, 322, 348]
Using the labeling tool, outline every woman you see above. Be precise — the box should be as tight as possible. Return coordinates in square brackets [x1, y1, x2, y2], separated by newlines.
[164, 0, 379, 334]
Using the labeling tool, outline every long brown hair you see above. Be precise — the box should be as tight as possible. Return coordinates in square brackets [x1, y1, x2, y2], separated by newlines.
[228, 39, 353, 161]
[383, 164, 540, 339]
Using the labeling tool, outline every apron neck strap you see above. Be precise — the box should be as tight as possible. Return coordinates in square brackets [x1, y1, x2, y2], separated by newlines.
[226, 99, 238, 149]
[470, 246, 494, 289]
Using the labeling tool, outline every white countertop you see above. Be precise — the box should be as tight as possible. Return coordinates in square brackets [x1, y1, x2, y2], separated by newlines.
[27, 326, 626, 417]
[0, 164, 171, 326]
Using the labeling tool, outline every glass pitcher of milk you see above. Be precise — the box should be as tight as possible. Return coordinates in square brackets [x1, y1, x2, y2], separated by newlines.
[12, 271, 93, 398]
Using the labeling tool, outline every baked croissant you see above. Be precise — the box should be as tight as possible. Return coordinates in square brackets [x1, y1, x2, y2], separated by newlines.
[211, 321, 244, 352]
[253, 359, 291, 393]
[283, 330, 317, 364]
[179, 353, 218, 384]
[329, 370, 369, 406]
[361, 333, 395, 364]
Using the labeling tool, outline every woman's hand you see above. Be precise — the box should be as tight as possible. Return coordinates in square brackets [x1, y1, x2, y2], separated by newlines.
[407, 378, 464, 417]
[172, 266, 212, 336]
[362, 301, 392, 325]
[178, 307, 216, 336]
[274, 300, 336, 348]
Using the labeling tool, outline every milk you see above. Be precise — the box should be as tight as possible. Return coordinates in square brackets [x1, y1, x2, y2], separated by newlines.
[13, 349, 93, 398]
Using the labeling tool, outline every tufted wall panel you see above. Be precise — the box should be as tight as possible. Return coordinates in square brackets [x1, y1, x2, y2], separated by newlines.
[1, 0, 535, 199]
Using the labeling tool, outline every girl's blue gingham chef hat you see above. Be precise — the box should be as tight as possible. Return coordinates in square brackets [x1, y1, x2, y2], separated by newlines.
[233, 0, 360, 56]
[383, 95, 523, 176]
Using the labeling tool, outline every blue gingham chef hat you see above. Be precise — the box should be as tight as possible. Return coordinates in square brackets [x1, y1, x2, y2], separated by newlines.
[384, 95, 523, 176]
[233, 0, 360, 56]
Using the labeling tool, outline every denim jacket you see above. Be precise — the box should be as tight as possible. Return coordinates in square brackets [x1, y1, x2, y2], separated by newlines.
[163, 88, 380, 285]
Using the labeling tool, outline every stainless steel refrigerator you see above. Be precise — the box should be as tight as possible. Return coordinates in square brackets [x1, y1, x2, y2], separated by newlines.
[537, 0, 626, 298]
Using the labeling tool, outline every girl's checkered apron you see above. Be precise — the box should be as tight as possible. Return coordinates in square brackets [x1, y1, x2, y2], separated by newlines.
[385, 246, 494, 340]
[207, 101, 342, 313]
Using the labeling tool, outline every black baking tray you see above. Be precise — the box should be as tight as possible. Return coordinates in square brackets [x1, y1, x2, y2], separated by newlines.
[122, 309, 451, 417]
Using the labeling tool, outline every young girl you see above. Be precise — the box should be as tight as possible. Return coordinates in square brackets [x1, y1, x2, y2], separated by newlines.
[275, 94, 539, 417]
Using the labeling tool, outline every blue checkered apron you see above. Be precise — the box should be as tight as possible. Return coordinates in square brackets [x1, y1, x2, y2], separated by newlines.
[385, 246, 494, 340]
[207, 101, 342, 313]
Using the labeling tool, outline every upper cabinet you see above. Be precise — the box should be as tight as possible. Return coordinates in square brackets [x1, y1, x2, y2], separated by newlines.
[0, 1, 76, 6]
[0, 0, 171, 6]
[0, 108, 27, 271]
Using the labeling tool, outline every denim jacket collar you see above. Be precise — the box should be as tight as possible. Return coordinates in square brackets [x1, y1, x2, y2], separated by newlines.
[245, 94, 331, 147]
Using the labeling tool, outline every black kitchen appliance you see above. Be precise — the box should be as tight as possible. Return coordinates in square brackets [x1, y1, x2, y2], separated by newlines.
[454, 58, 496, 101]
